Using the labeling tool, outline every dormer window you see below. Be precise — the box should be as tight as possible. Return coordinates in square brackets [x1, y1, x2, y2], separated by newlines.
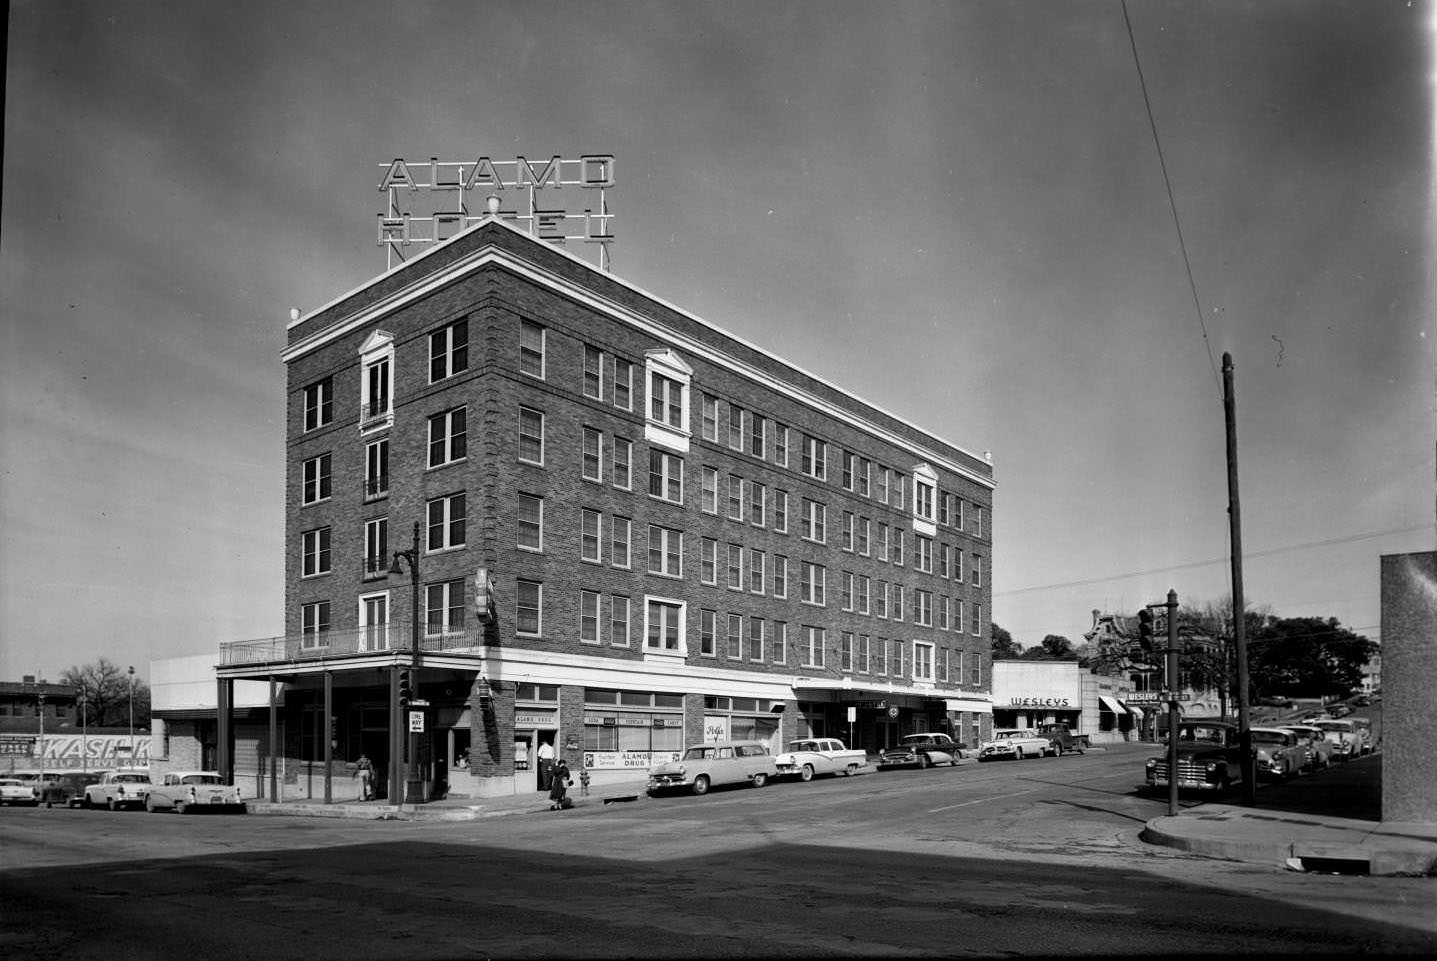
[912, 463, 938, 537]
[359, 330, 395, 433]
[644, 348, 692, 453]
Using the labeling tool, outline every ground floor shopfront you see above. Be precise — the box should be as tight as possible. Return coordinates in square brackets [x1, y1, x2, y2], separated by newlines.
[203, 646, 994, 802]
[991, 659, 1146, 743]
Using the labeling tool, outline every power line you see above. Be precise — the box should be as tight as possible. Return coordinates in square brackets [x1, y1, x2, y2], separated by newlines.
[994, 524, 1432, 598]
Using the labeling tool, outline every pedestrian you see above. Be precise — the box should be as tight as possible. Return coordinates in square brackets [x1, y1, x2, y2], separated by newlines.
[549, 759, 572, 810]
[579, 766, 590, 798]
[537, 740, 555, 791]
[354, 753, 375, 801]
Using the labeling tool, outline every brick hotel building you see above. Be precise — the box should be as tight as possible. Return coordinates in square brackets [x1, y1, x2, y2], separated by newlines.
[216, 216, 995, 800]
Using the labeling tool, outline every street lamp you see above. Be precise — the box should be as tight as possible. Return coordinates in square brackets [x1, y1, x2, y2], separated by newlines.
[77, 684, 88, 772]
[127, 665, 136, 767]
[35, 681, 46, 794]
[388, 521, 422, 804]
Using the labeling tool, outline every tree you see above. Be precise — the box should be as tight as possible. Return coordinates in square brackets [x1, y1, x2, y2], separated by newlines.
[1248, 617, 1375, 701]
[1020, 635, 1076, 660]
[59, 658, 150, 729]
[1178, 596, 1274, 704]
[990, 623, 1021, 659]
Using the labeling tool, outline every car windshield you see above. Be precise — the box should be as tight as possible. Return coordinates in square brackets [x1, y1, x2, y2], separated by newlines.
[181, 775, 223, 785]
[1315, 722, 1348, 732]
[116, 774, 149, 783]
[900, 736, 933, 746]
[683, 747, 714, 760]
[1251, 732, 1288, 744]
[1179, 726, 1228, 743]
[0, 779, 22, 786]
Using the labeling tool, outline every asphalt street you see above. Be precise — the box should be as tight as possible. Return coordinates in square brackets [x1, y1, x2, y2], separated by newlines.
[2, 743, 1432, 959]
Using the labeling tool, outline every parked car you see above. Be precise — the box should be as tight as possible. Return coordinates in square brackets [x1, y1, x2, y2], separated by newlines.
[1314, 719, 1362, 760]
[0, 777, 40, 807]
[978, 729, 1053, 762]
[1250, 727, 1306, 779]
[1144, 719, 1243, 793]
[83, 770, 153, 810]
[1280, 724, 1335, 772]
[143, 772, 246, 814]
[1353, 694, 1371, 707]
[1036, 722, 1089, 755]
[646, 741, 777, 796]
[40, 771, 104, 808]
[879, 733, 960, 769]
[1327, 702, 1353, 719]
[773, 739, 869, 781]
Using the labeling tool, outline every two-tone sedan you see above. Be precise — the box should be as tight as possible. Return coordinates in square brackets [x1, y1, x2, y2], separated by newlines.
[1281, 724, 1335, 772]
[977, 729, 1053, 762]
[879, 733, 960, 769]
[1250, 727, 1306, 779]
[143, 772, 246, 814]
[0, 777, 40, 807]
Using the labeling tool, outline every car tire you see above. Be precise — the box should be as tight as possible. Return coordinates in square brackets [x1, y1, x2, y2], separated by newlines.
[108, 798, 118, 812]
[692, 775, 710, 796]
[751, 773, 768, 789]
[800, 764, 814, 783]
[145, 795, 158, 813]
[176, 801, 188, 815]
[1015, 749, 1024, 760]
[918, 754, 930, 769]
[1051, 744, 1063, 758]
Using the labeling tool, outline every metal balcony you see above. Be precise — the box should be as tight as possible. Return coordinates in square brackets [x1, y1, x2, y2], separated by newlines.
[219, 624, 483, 666]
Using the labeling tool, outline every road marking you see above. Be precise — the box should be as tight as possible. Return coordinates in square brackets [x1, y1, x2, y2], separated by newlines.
[928, 789, 1033, 813]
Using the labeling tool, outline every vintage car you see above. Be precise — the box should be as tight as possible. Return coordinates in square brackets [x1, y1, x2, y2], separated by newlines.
[646, 741, 777, 796]
[879, 733, 960, 769]
[83, 770, 153, 810]
[1144, 719, 1243, 793]
[144, 772, 246, 814]
[0, 777, 40, 806]
[1250, 727, 1306, 779]
[773, 738, 869, 781]
[1281, 724, 1335, 772]
[40, 771, 104, 808]
[1349, 716, 1374, 755]
[978, 729, 1054, 762]
[1315, 719, 1362, 759]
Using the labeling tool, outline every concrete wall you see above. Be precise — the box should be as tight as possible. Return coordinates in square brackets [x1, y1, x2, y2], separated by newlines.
[1381, 551, 1437, 824]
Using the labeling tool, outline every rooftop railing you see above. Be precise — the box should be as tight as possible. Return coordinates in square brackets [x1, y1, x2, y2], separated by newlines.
[220, 624, 483, 666]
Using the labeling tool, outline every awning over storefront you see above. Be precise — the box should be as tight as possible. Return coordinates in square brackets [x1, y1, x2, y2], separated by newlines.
[944, 698, 993, 715]
[1097, 695, 1127, 715]
[1122, 702, 1144, 719]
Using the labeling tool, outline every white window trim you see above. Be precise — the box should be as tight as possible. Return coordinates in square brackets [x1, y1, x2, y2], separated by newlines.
[609, 594, 631, 647]
[580, 589, 602, 645]
[359, 329, 395, 433]
[518, 406, 545, 466]
[911, 462, 938, 537]
[643, 594, 688, 660]
[357, 591, 390, 652]
[913, 640, 935, 683]
[644, 348, 692, 453]
[516, 579, 543, 637]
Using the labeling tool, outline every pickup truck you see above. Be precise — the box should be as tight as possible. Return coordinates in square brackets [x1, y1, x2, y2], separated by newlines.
[773, 738, 869, 781]
[1037, 722, 1089, 756]
[83, 770, 152, 810]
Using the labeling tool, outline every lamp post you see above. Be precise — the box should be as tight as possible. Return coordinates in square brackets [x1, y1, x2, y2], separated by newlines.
[36, 682, 46, 793]
[77, 685, 88, 772]
[388, 521, 422, 805]
[127, 665, 136, 767]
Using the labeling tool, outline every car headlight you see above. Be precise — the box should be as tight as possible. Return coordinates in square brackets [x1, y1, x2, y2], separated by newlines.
[1145, 759, 1157, 769]
[1205, 761, 1221, 773]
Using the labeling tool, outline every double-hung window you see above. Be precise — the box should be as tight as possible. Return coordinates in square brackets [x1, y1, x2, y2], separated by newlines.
[583, 344, 604, 399]
[748, 549, 765, 595]
[727, 405, 745, 451]
[749, 414, 765, 458]
[611, 516, 632, 569]
[840, 632, 854, 672]
[302, 527, 331, 577]
[701, 467, 719, 514]
[580, 590, 601, 644]
[581, 509, 602, 563]
[517, 493, 543, 551]
[582, 428, 603, 481]
[646, 598, 684, 653]
[773, 490, 789, 533]
[701, 538, 718, 585]
[802, 626, 825, 668]
[727, 474, 744, 520]
[727, 613, 743, 659]
[430, 318, 468, 382]
[613, 437, 632, 489]
[613, 358, 633, 410]
[516, 579, 542, 635]
[301, 601, 330, 648]
[303, 378, 332, 431]
[748, 481, 766, 527]
[365, 440, 388, 499]
[648, 450, 683, 503]
[364, 518, 388, 577]
[802, 499, 826, 543]
[700, 609, 717, 656]
[773, 555, 788, 599]
[726, 544, 743, 590]
[800, 562, 825, 606]
[303, 453, 332, 504]
[748, 617, 765, 661]
[801, 435, 827, 480]
[647, 525, 682, 577]
[913, 641, 935, 682]
[610, 595, 631, 647]
[428, 407, 467, 467]
[701, 394, 719, 441]
[773, 424, 790, 466]
[426, 493, 466, 551]
[518, 407, 545, 465]
[915, 535, 933, 573]
[519, 319, 545, 378]
[426, 579, 466, 636]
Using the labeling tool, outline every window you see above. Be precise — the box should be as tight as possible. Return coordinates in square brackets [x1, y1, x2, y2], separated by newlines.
[915, 535, 933, 573]
[727, 613, 743, 659]
[518, 407, 544, 465]
[613, 358, 633, 410]
[940, 543, 951, 579]
[915, 589, 933, 626]
[955, 549, 964, 582]
[748, 549, 765, 594]
[519, 319, 545, 378]
[857, 516, 870, 556]
[915, 476, 936, 523]
[876, 465, 889, 504]
[802, 626, 825, 668]
[516, 579, 542, 635]
[875, 636, 888, 675]
[365, 440, 388, 498]
[970, 650, 982, 685]
[748, 480, 765, 526]
[611, 516, 632, 568]
[364, 518, 388, 577]
[426, 493, 466, 550]
[858, 458, 871, 497]
[645, 598, 684, 652]
[647, 525, 682, 577]
[700, 609, 717, 656]
[362, 352, 391, 425]
[301, 601, 330, 648]
[971, 603, 982, 636]
[859, 634, 871, 673]
[939, 491, 951, 527]
[701, 394, 719, 441]
[893, 584, 905, 622]
[974, 506, 984, 538]
[430, 318, 468, 382]
[302, 527, 331, 577]
[610, 594, 631, 647]
[302, 453, 332, 504]
[773, 555, 788, 599]
[748, 617, 765, 661]
[612, 437, 632, 489]
[774, 490, 789, 533]
[841, 571, 855, 611]
[877, 522, 889, 562]
[582, 427, 603, 481]
[939, 595, 950, 631]
[701, 538, 718, 584]
[581, 509, 602, 563]
[971, 554, 982, 587]
[774, 424, 790, 466]
[840, 632, 854, 672]
[893, 529, 905, 566]
[801, 435, 827, 480]
[583, 344, 604, 399]
[802, 499, 826, 543]
[517, 493, 543, 551]
[914, 641, 934, 682]
[893, 472, 906, 510]
[426, 578, 465, 636]
[749, 414, 765, 458]
[955, 599, 964, 636]
[955, 498, 965, 532]
[727, 474, 744, 519]
[648, 450, 683, 502]
[891, 638, 903, 677]
[727, 404, 744, 451]
[649, 371, 684, 428]
[303, 378, 332, 431]
[580, 590, 602, 644]
[858, 574, 871, 615]
[727, 543, 743, 590]
[800, 561, 826, 606]
[876, 580, 888, 619]
[428, 407, 467, 467]
[772, 621, 788, 665]
[841, 511, 854, 551]
[701, 467, 719, 514]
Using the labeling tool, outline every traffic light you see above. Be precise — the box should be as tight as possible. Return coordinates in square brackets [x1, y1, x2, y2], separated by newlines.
[398, 669, 412, 710]
[1137, 608, 1156, 657]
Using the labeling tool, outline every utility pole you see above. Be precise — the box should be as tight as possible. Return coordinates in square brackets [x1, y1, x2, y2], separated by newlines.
[1224, 353, 1255, 803]
[1164, 589, 1180, 817]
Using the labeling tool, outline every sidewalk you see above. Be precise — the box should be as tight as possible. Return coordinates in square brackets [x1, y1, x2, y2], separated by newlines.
[245, 777, 653, 822]
[1141, 753, 1437, 876]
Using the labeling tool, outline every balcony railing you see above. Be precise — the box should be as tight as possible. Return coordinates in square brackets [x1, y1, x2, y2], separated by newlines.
[220, 624, 483, 666]
[359, 400, 392, 431]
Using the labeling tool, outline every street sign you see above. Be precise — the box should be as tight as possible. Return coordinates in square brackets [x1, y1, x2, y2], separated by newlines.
[408, 711, 426, 733]
[1126, 692, 1193, 703]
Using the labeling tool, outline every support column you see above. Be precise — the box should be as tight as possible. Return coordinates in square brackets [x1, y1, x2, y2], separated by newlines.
[388, 665, 403, 805]
[216, 677, 233, 785]
[268, 675, 279, 803]
[323, 671, 333, 805]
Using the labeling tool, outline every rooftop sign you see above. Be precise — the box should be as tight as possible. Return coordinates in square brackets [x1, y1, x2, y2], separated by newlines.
[376, 154, 615, 270]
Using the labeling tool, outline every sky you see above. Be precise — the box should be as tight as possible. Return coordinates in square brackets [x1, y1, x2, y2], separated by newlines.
[3, 0, 1432, 684]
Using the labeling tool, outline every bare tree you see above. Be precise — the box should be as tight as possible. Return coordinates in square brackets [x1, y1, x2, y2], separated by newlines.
[59, 658, 150, 728]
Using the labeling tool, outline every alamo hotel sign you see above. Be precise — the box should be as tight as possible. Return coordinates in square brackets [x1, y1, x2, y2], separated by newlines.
[377, 154, 615, 270]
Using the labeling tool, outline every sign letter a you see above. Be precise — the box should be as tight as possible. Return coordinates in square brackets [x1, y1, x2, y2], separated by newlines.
[465, 157, 504, 192]
[379, 159, 418, 192]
